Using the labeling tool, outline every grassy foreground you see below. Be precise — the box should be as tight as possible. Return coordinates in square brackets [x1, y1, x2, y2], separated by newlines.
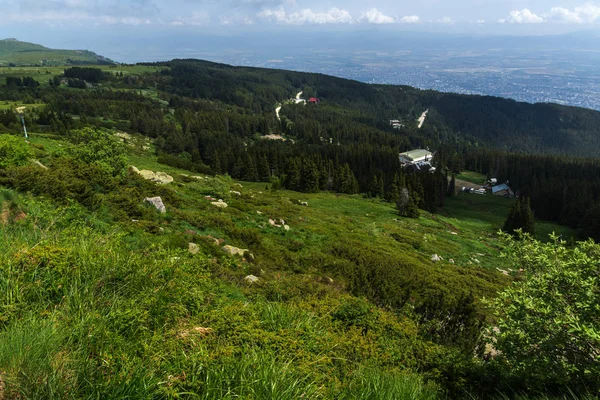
[0, 132, 581, 399]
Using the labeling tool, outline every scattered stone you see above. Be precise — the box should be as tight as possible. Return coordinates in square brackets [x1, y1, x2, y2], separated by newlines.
[284, 225, 290, 231]
[205, 195, 217, 201]
[269, 218, 281, 227]
[32, 160, 48, 169]
[244, 275, 259, 284]
[212, 200, 228, 208]
[256, 211, 263, 214]
[300, 201, 309, 206]
[188, 242, 200, 255]
[450, 232, 458, 235]
[234, 183, 243, 188]
[431, 254, 442, 262]
[144, 197, 166, 213]
[279, 219, 286, 225]
[130, 166, 140, 173]
[449, 259, 455, 264]
[324, 276, 334, 284]
[230, 190, 241, 196]
[473, 258, 481, 264]
[222, 245, 248, 256]
[135, 169, 174, 184]
[115, 131, 132, 140]
[247, 253, 255, 262]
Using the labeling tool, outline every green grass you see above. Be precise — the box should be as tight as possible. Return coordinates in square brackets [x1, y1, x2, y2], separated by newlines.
[456, 171, 487, 185]
[0, 101, 45, 110]
[0, 137, 586, 399]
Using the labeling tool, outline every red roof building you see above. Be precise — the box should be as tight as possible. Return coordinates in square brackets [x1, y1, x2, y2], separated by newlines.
[308, 97, 320, 103]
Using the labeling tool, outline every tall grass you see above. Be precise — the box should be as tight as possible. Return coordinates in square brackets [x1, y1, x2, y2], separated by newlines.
[337, 367, 440, 400]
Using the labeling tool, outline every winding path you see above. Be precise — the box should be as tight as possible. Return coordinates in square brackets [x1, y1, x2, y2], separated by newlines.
[275, 91, 304, 121]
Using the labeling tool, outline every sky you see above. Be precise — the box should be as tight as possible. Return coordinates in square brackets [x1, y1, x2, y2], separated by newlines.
[2, 0, 600, 32]
[2, 0, 600, 62]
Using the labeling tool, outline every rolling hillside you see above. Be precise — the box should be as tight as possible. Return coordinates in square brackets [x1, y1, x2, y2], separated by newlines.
[0, 38, 114, 66]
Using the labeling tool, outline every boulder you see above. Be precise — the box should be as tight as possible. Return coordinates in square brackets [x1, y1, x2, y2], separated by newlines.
[244, 275, 259, 284]
[154, 171, 174, 184]
[135, 168, 173, 184]
[212, 200, 228, 208]
[222, 245, 248, 256]
[431, 254, 441, 262]
[188, 242, 200, 255]
[144, 197, 166, 213]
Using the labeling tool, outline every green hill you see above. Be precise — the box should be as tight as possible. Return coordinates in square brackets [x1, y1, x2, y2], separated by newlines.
[0, 38, 114, 66]
[0, 59, 599, 398]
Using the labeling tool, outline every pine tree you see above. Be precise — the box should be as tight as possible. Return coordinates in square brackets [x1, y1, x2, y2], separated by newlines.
[386, 173, 402, 203]
[448, 175, 456, 197]
[286, 157, 302, 191]
[257, 155, 271, 182]
[301, 159, 320, 193]
[503, 196, 534, 236]
[368, 175, 380, 198]
[520, 197, 535, 235]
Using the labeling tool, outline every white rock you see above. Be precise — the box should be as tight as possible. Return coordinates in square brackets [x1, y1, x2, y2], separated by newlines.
[284, 225, 290, 231]
[449, 259, 455, 264]
[189, 242, 200, 255]
[244, 275, 259, 284]
[230, 191, 241, 196]
[212, 200, 228, 208]
[431, 254, 441, 262]
[300, 201, 308, 206]
[144, 197, 166, 213]
[222, 245, 248, 256]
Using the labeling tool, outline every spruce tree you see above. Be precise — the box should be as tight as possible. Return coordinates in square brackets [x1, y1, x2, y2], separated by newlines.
[503, 196, 534, 235]
[448, 175, 456, 197]
[386, 173, 402, 203]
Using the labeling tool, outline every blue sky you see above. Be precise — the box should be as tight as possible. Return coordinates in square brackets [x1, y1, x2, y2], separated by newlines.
[2, 0, 600, 32]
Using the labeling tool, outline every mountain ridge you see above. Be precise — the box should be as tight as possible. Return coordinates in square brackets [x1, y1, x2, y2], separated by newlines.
[0, 38, 115, 66]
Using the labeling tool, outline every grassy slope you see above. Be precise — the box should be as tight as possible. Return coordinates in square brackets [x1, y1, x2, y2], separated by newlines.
[0, 39, 113, 66]
[0, 132, 580, 398]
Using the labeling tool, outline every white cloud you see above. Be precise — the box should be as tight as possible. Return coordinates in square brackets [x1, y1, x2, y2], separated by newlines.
[1, 0, 158, 25]
[545, 3, 600, 23]
[499, 8, 544, 24]
[170, 11, 210, 26]
[398, 15, 420, 24]
[437, 16, 454, 24]
[360, 8, 395, 24]
[220, 15, 254, 25]
[258, 7, 353, 25]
